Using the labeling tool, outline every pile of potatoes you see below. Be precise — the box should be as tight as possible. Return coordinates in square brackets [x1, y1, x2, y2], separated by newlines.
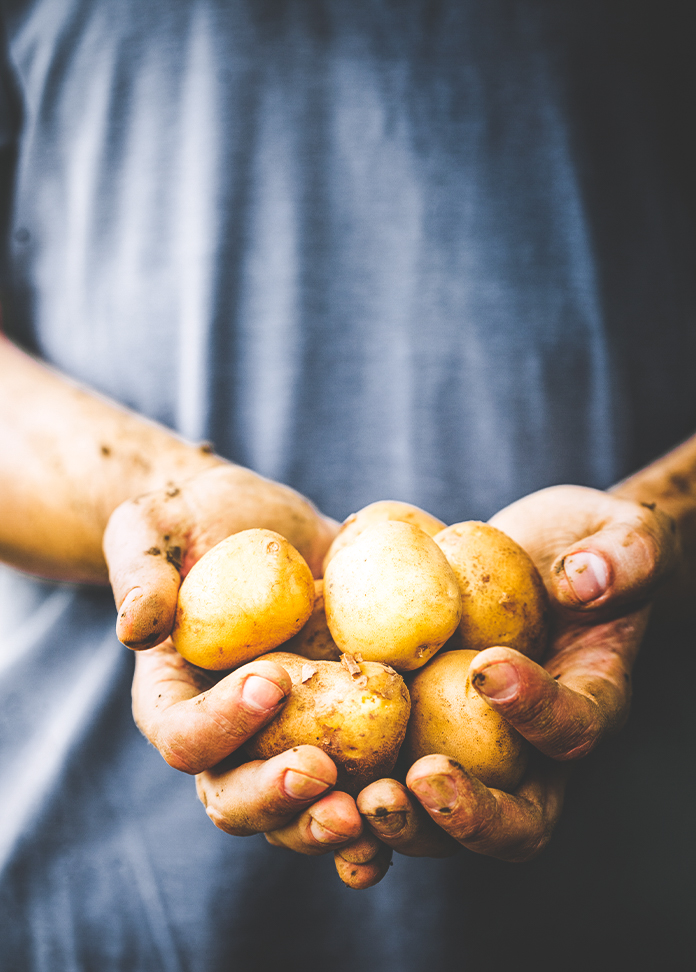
[172, 501, 549, 794]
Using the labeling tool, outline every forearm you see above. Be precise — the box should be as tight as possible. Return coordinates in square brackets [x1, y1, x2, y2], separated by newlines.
[611, 433, 696, 619]
[0, 335, 222, 583]
[611, 433, 696, 530]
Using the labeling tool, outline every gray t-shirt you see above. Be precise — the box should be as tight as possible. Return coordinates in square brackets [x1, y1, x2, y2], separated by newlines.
[1, 2, 695, 969]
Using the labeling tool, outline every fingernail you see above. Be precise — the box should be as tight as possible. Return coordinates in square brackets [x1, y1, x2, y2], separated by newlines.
[472, 662, 520, 701]
[284, 770, 331, 800]
[564, 551, 609, 602]
[309, 818, 348, 844]
[410, 774, 458, 813]
[367, 809, 408, 836]
[118, 587, 142, 619]
[241, 675, 286, 712]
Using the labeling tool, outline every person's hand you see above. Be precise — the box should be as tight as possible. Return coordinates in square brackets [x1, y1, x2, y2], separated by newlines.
[131, 642, 366, 857]
[104, 462, 337, 649]
[104, 462, 366, 858]
[349, 485, 677, 884]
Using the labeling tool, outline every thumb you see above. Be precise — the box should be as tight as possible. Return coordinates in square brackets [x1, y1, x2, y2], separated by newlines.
[549, 507, 675, 614]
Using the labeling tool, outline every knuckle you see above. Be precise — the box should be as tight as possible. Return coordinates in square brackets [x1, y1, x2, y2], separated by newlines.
[501, 687, 558, 734]
[550, 693, 607, 759]
[504, 829, 552, 863]
[205, 804, 246, 836]
[537, 710, 603, 760]
[631, 529, 662, 583]
[556, 731, 601, 760]
[195, 775, 208, 807]
[509, 803, 559, 862]
[161, 743, 206, 775]
[206, 704, 262, 748]
[454, 801, 500, 845]
[198, 780, 256, 837]
[155, 722, 209, 774]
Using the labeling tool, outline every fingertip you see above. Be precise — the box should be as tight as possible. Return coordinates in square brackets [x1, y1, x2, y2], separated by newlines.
[469, 645, 609, 760]
[558, 550, 611, 604]
[468, 647, 562, 737]
[405, 752, 467, 790]
[356, 778, 410, 816]
[334, 837, 392, 889]
[550, 524, 662, 612]
[209, 659, 291, 722]
[288, 744, 338, 780]
[238, 659, 292, 697]
[116, 587, 176, 649]
[240, 674, 287, 712]
[309, 791, 363, 844]
[356, 779, 412, 840]
[468, 646, 531, 705]
[280, 746, 338, 800]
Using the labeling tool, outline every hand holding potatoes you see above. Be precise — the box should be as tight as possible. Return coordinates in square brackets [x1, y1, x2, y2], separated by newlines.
[163, 503, 551, 809]
[105, 463, 338, 651]
[105, 464, 372, 865]
[119, 480, 677, 887]
[356, 485, 677, 872]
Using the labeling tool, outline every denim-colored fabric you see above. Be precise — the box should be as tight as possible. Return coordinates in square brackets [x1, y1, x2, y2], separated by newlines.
[1, 2, 695, 969]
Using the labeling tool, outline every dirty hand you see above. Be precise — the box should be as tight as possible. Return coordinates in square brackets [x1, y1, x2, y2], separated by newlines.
[349, 485, 677, 883]
[105, 463, 364, 857]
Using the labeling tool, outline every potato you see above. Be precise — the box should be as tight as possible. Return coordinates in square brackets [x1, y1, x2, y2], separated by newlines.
[324, 520, 461, 672]
[322, 500, 446, 573]
[246, 651, 411, 794]
[404, 649, 528, 791]
[434, 521, 548, 662]
[171, 529, 314, 670]
[281, 579, 342, 661]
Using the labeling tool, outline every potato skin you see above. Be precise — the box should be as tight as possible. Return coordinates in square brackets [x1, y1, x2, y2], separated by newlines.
[171, 529, 315, 670]
[324, 521, 462, 672]
[405, 649, 528, 791]
[322, 500, 446, 573]
[281, 579, 342, 661]
[246, 652, 411, 794]
[434, 521, 549, 662]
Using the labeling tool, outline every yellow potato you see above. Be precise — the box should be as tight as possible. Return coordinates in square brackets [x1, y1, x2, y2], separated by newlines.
[324, 520, 461, 672]
[404, 649, 528, 791]
[246, 651, 411, 794]
[281, 579, 342, 661]
[434, 521, 548, 661]
[171, 529, 314, 670]
[322, 500, 446, 573]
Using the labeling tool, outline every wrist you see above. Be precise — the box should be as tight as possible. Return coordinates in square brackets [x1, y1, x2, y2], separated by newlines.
[610, 434, 696, 555]
[0, 336, 225, 583]
[611, 434, 696, 624]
